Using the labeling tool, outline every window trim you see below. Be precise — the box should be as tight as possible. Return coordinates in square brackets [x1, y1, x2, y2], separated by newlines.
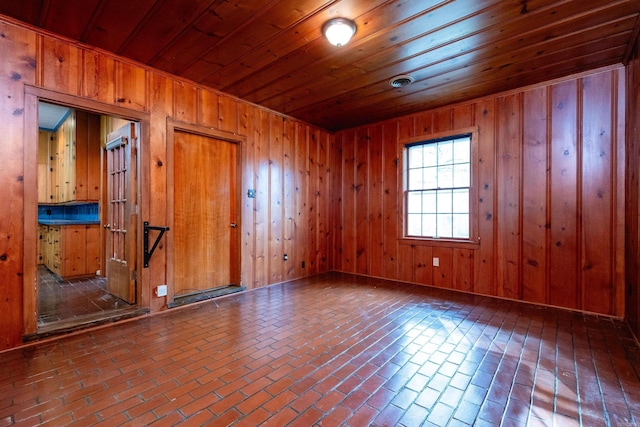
[398, 126, 480, 248]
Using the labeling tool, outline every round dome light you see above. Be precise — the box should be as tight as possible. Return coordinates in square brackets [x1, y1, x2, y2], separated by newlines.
[322, 18, 357, 47]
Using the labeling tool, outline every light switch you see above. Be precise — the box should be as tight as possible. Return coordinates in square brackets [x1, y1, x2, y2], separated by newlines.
[433, 257, 439, 267]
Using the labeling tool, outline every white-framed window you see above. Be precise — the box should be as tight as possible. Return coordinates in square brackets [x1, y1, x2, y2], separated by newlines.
[403, 130, 476, 242]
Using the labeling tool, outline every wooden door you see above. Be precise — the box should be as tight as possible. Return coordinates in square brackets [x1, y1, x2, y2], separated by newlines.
[172, 131, 240, 296]
[105, 123, 137, 304]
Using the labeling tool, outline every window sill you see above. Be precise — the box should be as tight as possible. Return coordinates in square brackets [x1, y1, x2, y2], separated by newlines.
[399, 237, 480, 250]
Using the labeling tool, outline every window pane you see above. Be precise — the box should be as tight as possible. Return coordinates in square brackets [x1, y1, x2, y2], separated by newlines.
[422, 190, 437, 214]
[453, 214, 469, 238]
[452, 189, 469, 213]
[438, 140, 454, 165]
[407, 192, 422, 214]
[407, 214, 422, 236]
[437, 165, 453, 188]
[408, 145, 423, 168]
[453, 163, 470, 188]
[422, 214, 437, 237]
[437, 190, 452, 214]
[454, 137, 471, 163]
[424, 144, 437, 167]
[423, 167, 438, 189]
[408, 168, 423, 190]
[404, 133, 472, 240]
[436, 213, 452, 237]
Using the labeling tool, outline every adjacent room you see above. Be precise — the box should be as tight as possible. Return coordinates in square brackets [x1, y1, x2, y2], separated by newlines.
[0, 1, 639, 426]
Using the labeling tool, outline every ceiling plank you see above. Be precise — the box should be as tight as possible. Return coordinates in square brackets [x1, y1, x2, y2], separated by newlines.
[0, 0, 637, 130]
[83, 0, 159, 52]
[117, 0, 214, 63]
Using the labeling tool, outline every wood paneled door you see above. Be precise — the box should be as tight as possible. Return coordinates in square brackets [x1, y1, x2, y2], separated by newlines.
[169, 127, 241, 301]
[105, 123, 138, 304]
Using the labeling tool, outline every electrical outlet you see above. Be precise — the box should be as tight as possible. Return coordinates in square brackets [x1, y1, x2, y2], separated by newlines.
[433, 257, 440, 267]
[155, 284, 167, 297]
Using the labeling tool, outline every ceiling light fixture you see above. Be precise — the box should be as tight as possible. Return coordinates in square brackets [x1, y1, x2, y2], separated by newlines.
[322, 18, 356, 47]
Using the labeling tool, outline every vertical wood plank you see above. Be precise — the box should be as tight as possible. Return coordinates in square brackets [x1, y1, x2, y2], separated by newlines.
[356, 129, 370, 275]
[398, 243, 414, 282]
[382, 121, 399, 280]
[82, 50, 115, 103]
[473, 99, 496, 295]
[198, 89, 219, 129]
[369, 125, 384, 278]
[581, 72, 613, 314]
[414, 245, 433, 285]
[614, 68, 626, 318]
[330, 128, 343, 272]
[218, 95, 238, 134]
[522, 87, 548, 304]
[9, 23, 37, 343]
[295, 123, 309, 277]
[253, 109, 270, 287]
[414, 112, 433, 138]
[308, 128, 319, 276]
[453, 104, 475, 129]
[433, 247, 453, 289]
[115, 60, 146, 111]
[41, 36, 81, 95]
[283, 118, 296, 280]
[269, 115, 284, 284]
[239, 102, 256, 289]
[395, 117, 415, 281]
[496, 94, 522, 299]
[341, 129, 356, 273]
[625, 49, 640, 332]
[549, 80, 579, 309]
[148, 73, 172, 311]
[433, 108, 453, 133]
[75, 111, 89, 202]
[453, 249, 474, 292]
[317, 131, 329, 274]
[173, 81, 198, 124]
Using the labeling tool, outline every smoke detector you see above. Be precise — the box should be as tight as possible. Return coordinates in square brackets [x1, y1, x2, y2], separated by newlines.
[389, 75, 415, 88]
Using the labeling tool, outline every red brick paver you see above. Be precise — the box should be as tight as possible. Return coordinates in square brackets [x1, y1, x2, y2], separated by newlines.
[1, 272, 639, 426]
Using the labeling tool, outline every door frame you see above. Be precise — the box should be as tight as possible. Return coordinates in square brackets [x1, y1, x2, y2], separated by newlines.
[166, 119, 245, 306]
[22, 85, 150, 336]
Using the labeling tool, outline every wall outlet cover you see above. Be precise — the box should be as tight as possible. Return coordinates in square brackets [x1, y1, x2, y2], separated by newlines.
[156, 284, 168, 297]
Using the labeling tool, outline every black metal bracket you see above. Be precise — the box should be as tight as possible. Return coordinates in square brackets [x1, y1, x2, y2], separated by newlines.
[144, 222, 169, 268]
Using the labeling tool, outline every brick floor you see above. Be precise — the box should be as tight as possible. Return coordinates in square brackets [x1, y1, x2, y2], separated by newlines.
[1, 272, 639, 426]
[37, 265, 133, 326]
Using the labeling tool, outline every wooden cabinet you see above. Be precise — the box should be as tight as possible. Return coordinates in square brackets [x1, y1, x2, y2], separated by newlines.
[40, 224, 100, 278]
[37, 224, 47, 265]
[38, 110, 101, 204]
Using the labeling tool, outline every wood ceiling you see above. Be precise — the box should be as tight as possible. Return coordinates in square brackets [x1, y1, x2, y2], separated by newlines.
[1, 0, 639, 131]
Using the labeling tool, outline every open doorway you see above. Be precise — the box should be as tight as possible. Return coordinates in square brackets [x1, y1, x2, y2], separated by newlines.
[36, 101, 140, 334]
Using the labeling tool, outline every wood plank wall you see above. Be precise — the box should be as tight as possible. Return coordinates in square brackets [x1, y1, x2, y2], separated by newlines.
[331, 66, 626, 317]
[0, 14, 634, 350]
[626, 41, 640, 338]
[0, 18, 331, 350]
[0, 19, 36, 349]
